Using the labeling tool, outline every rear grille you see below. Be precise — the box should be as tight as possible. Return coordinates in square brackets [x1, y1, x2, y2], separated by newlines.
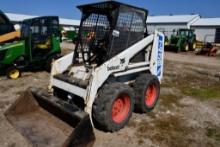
[0, 50, 6, 60]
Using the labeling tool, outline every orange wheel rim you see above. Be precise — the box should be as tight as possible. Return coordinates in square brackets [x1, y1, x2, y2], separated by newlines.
[112, 94, 131, 124]
[145, 84, 157, 107]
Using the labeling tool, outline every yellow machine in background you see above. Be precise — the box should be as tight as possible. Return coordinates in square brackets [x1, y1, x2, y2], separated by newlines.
[0, 31, 21, 43]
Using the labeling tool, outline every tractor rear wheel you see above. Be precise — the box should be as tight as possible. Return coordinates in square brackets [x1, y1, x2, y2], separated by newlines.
[92, 83, 134, 132]
[191, 41, 197, 50]
[134, 74, 160, 113]
[184, 42, 189, 51]
[6, 66, 21, 79]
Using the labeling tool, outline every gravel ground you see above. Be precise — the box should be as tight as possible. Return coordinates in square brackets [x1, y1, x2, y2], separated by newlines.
[0, 43, 220, 147]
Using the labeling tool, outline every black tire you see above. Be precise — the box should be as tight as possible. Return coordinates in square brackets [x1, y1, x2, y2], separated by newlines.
[134, 74, 160, 113]
[92, 83, 134, 132]
[191, 40, 197, 50]
[6, 66, 21, 79]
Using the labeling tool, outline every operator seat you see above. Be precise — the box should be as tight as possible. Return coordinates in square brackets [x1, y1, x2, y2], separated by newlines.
[36, 38, 51, 49]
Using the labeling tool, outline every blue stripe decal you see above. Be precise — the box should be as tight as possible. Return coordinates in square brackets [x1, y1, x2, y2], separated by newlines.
[157, 35, 163, 77]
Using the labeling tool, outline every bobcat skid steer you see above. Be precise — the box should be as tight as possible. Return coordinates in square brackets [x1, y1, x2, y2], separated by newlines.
[5, 1, 164, 147]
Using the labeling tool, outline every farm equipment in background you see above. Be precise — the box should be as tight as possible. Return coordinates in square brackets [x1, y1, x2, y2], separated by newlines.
[0, 12, 61, 79]
[5, 1, 164, 147]
[63, 27, 79, 43]
[66, 30, 78, 43]
[195, 42, 218, 56]
[0, 10, 20, 42]
[166, 29, 197, 52]
[164, 36, 169, 46]
[195, 34, 219, 57]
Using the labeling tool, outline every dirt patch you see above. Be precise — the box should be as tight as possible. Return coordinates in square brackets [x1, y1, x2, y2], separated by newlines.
[134, 115, 195, 147]
[60, 42, 75, 55]
[0, 85, 8, 93]
[162, 62, 220, 101]
[160, 93, 184, 108]
[0, 50, 220, 147]
[206, 125, 220, 144]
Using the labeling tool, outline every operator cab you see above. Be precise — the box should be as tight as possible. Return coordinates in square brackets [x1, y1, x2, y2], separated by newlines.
[177, 29, 195, 38]
[21, 16, 60, 58]
[74, 1, 148, 66]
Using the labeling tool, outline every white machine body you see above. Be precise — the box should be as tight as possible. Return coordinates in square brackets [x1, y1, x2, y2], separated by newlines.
[50, 31, 165, 123]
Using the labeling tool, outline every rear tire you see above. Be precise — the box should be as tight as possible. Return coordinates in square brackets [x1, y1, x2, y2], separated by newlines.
[134, 74, 160, 113]
[183, 42, 189, 52]
[92, 83, 134, 132]
[191, 41, 197, 50]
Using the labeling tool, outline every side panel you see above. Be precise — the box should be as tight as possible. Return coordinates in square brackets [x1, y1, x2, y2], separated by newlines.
[0, 40, 25, 65]
[150, 32, 164, 82]
[50, 52, 74, 89]
[51, 36, 61, 54]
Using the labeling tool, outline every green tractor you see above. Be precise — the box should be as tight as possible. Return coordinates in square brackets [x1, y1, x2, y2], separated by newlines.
[167, 29, 197, 52]
[63, 28, 79, 43]
[0, 12, 61, 79]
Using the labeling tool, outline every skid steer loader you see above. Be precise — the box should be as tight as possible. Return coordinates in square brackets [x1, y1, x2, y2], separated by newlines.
[5, 1, 164, 147]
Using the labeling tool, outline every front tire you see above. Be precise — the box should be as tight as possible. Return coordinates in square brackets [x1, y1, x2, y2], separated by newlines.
[6, 66, 21, 79]
[134, 74, 160, 113]
[92, 83, 134, 132]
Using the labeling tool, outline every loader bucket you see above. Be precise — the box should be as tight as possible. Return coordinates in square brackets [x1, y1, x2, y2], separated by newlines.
[4, 87, 95, 147]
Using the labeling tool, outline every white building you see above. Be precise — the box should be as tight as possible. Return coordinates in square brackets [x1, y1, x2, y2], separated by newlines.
[5, 12, 220, 43]
[191, 18, 220, 43]
[5, 13, 80, 30]
[147, 14, 200, 38]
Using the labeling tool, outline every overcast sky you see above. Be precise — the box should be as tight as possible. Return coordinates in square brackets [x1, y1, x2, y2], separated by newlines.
[1, 0, 219, 19]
